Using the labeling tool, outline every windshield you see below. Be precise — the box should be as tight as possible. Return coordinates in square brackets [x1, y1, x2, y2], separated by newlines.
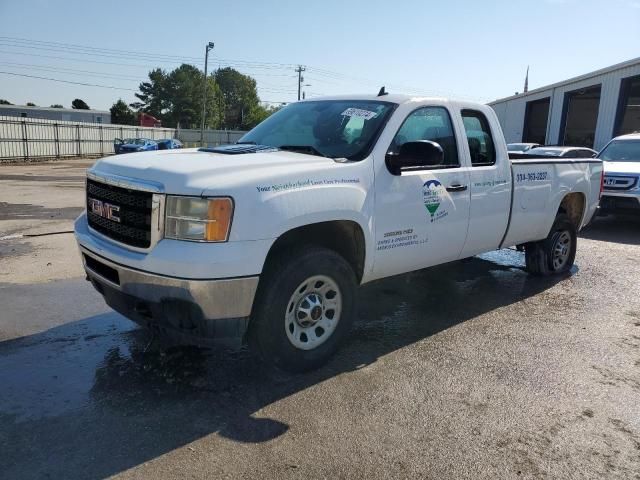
[238, 100, 396, 160]
[598, 140, 640, 162]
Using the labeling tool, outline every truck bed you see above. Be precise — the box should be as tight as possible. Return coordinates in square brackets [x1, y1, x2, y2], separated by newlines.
[501, 157, 602, 248]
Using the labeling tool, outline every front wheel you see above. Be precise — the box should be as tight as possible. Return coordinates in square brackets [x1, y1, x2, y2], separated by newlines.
[249, 246, 357, 372]
[525, 213, 577, 276]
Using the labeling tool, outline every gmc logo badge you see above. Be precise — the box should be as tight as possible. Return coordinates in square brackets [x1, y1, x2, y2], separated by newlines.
[88, 198, 121, 223]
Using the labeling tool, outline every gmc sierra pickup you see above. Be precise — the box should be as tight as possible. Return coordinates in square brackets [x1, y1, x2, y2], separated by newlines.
[75, 94, 603, 371]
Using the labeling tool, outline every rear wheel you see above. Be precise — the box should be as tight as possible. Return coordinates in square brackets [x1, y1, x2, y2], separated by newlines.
[249, 246, 357, 372]
[525, 213, 577, 276]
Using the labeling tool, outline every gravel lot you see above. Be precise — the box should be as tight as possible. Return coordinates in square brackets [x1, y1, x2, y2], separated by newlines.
[1, 159, 639, 479]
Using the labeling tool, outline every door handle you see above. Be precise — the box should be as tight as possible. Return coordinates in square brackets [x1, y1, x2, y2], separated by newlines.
[446, 184, 468, 192]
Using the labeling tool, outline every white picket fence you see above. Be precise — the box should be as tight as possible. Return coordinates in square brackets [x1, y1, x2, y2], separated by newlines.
[0, 115, 246, 162]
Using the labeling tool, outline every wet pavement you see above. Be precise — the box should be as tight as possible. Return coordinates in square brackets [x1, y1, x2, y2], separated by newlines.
[1, 215, 640, 479]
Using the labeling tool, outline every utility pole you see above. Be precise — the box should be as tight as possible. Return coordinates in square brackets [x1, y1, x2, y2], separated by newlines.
[296, 65, 306, 101]
[200, 41, 215, 147]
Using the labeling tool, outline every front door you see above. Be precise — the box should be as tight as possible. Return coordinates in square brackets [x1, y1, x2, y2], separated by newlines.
[371, 105, 471, 280]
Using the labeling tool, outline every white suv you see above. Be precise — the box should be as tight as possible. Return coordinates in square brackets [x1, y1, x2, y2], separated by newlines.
[598, 133, 640, 214]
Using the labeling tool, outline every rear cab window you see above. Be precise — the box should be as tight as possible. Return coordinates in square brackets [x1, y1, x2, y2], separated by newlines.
[461, 109, 496, 166]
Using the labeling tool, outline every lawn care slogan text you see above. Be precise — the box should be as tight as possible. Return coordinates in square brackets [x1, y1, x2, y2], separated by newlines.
[256, 178, 360, 193]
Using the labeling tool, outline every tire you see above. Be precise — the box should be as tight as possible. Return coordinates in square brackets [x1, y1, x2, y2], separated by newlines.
[249, 246, 357, 373]
[525, 213, 577, 276]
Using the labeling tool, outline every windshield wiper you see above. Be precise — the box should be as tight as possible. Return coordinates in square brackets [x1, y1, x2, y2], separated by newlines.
[235, 141, 256, 145]
[279, 145, 328, 158]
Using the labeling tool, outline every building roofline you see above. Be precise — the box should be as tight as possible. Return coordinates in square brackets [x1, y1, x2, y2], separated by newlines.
[488, 56, 640, 105]
[0, 104, 110, 114]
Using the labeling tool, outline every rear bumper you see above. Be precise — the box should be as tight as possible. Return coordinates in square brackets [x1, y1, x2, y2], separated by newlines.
[81, 246, 259, 346]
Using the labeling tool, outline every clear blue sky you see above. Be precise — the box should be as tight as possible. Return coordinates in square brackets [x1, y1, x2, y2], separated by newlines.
[0, 0, 638, 110]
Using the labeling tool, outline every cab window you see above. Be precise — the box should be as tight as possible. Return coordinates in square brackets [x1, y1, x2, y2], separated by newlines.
[576, 149, 595, 158]
[388, 106, 459, 167]
[461, 109, 496, 166]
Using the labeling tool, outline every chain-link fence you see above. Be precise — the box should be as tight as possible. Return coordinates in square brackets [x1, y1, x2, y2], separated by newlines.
[0, 116, 246, 162]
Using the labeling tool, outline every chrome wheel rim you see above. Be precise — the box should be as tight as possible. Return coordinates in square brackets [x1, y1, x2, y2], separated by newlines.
[552, 230, 571, 270]
[285, 275, 342, 351]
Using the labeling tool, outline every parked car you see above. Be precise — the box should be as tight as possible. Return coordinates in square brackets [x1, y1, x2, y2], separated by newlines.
[520, 146, 597, 158]
[507, 142, 541, 153]
[597, 133, 640, 214]
[157, 138, 183, 150]
[114, 138, 158, 154]
[77, 94, 602, 372]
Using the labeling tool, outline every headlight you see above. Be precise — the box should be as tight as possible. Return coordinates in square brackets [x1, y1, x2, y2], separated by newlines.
[165, 196, 233, 242]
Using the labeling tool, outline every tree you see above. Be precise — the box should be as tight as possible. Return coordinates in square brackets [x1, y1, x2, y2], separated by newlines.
[165, 64, 207, 128]
[245, 103, 281, 128]
[110, 99, 136, 125]
[72, 99, 90, 109]
[130, 68, 169, 119]
[50, 104, 64, 108]
[130, 64, 274, 129]
[0, 99, 12, 105]
[214, 67, 260, 129]
[26, 102, 36, 106]
[131, 64, 224, 129]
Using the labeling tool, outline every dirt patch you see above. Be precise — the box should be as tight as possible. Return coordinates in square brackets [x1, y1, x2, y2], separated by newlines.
[0, 174, 85, 182]
[0, 240, 33, 259]
[0, 202, 83, 222]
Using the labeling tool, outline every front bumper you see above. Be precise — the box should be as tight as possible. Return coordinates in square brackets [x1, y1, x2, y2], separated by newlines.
[599, 194, 640, 214]
[81, 246, 259, 346]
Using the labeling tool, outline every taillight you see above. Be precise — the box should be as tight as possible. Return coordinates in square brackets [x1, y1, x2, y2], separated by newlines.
[599, 168, 604, 200]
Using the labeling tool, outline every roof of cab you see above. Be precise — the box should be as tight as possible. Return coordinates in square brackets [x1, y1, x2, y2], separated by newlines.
[298, 93, 449, 105]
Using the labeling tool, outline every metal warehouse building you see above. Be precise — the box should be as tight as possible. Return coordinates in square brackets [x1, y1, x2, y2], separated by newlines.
[0, 104, 110, 124]
[489, 57, 640, 151]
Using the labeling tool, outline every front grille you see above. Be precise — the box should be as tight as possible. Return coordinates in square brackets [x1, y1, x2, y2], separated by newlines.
[603, 175, 638, 191]
[83, 254, 120, 285]
[87, 178, 153, 248]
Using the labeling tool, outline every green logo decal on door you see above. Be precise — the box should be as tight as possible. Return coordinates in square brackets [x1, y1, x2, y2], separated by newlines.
[422, 180, 448, 223]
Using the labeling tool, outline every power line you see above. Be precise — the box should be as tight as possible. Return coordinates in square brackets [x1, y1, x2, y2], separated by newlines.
[0, 71, 137, 91]
[0, 36, 488, 103]
[0, 37, 298, 70]
[0, 61, 143, 81]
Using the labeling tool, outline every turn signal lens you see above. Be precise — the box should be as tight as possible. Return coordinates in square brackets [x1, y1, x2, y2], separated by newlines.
[165, 196, 233, 242]
[205, 198, 233, 241]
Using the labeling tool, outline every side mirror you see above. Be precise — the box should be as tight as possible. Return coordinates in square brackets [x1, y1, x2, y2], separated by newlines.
[385, 140, 444, 175]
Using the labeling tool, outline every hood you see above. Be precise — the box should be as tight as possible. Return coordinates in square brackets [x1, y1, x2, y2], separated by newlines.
[602, 161, 640, 175]
[90, 147, 340, 195]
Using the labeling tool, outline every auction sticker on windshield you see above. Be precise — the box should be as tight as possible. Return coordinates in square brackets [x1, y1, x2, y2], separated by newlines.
[341, 108, 378, 120]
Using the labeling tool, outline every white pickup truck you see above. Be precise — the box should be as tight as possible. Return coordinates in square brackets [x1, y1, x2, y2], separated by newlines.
[75, 94, 603, 371]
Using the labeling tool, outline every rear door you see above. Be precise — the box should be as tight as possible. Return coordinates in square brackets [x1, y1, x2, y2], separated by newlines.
[371, 105, 471, 279]
[458, 108, 512, 257]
